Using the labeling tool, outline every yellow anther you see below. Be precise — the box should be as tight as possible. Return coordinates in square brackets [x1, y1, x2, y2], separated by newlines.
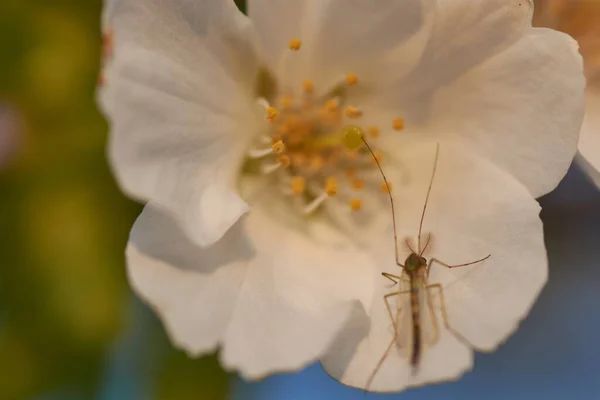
[266, 106, 280, 121]
[281, 95, 293, 109]
[277, 154, 291, 168]
[352, 179, 365, 191]
[345, 73, 358, 86]
[341, 125, 365, 151]
[392, 117, 405, 131]
[289, 38, 302, 51]
[309, 154, 325, 171]
[368, 126, 380, 138]
[381, 181, 392, 194]
[324, 99, 338, 112]
[272, 140, 286, 154]
[291, 176, 305, 196]
[345, 168, 356, 179]
[325, 177, 338, 196]
[344, 106, 363, 119]
[303, 80, 314, 93]
[349, 198, 362, 211]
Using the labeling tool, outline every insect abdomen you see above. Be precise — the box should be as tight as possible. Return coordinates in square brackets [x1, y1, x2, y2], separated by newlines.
[410, 287, 421, 369]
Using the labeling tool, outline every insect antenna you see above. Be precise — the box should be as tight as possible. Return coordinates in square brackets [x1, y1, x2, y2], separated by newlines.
[417, 144, 440, 255]
[360, 136, 403, 268]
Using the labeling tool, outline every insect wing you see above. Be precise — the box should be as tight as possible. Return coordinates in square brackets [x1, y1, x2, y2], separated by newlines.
[384, 277, 412, 356]
[419, 283, 440, 349]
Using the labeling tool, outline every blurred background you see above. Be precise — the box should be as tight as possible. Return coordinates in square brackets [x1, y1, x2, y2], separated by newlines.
[0, 1, 598, 399]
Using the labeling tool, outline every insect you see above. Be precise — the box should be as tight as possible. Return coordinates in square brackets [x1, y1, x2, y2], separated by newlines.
[341, 128, 491, 390]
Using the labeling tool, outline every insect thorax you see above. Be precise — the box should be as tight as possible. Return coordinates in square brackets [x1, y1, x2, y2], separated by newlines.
[404, 252, 426, 272]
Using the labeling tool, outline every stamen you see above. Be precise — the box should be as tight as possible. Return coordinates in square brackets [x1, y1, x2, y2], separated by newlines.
[271, 135, 282, 144]
[368, 126, 380, 138]
[303, 192, 328, 214]
[392, 118, 405, 131]
[345, 168, 356, 179]
[352, 179, 365, 191]
[266, 106, 280, 122]
[281, 95, 293, 109]
[303, 80, 314, 93]
[271, 140, 286, 154]
[324, 98, 339, 112]
[344, 106, 363, 119]
[277, 124, 291, 135]
[289, 38, 302, 51]
[277, 154, 291, 168]
[349, 198, 362, 211]
[291, 176, 306, 196]
[261, 162, 282, 174]
[247, 147, 275, 158]
[325, 177, 338, 196]
[381, 181, 392, 193]
[345, 73, 358, 86]
[292, 153, 307, 168]
[309, 154, 325, 171]
[256, 97, 270, 109]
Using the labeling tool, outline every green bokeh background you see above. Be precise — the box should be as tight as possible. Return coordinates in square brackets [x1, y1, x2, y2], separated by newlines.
[0, 1, 247, 399]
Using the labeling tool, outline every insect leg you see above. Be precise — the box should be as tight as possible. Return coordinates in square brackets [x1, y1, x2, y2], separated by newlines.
[428, 283, 475, 349]
[366, 292, 409, 393]
[381, 272, 402, 285]
[365, 336, 396, 393]
[428, 254, 491, 274]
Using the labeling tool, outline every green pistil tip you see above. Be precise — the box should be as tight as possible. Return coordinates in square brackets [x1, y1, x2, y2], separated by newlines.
[342, 125, 365, 151]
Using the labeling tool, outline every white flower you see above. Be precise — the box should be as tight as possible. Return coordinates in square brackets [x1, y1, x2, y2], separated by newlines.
[535, 0, 600, 186]
[98, 0, 585, 388]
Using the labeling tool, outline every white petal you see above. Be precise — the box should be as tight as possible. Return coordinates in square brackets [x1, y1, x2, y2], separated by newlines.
[220, 205, 374, 379]
[430, 28, 585, 197]
[577, 89, 600, 188]
[322, 143, 547, 392]
[127, 203, 375, 379]
[375, 0, 533, 106]
[127, 205, 250, 355]
[100, 0, 262, 247]
[247, 0, 430, 91]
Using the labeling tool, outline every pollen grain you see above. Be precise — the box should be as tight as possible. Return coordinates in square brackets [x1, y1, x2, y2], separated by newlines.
[350, 198, 363, 211]
[345, 73, 358, 86]
[289, 38, 302, 51]
[392, 118, 405, 131]
[291, 176, 306, 196]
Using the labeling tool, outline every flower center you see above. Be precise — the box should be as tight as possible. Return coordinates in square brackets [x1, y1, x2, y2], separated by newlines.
[244, 39, 404, 216]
